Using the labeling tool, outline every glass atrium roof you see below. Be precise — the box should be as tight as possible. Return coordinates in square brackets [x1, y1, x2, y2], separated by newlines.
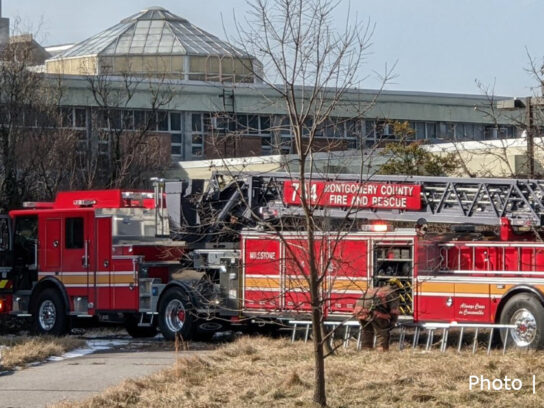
[50, 6, 249, 59]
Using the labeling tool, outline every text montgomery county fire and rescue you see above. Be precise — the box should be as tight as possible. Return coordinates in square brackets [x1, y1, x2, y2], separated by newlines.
[283, 181, 422, 210]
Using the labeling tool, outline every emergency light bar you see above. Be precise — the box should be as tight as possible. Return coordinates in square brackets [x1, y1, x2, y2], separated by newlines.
[360, 223, 393, 232]
[22, 202, 54, 209]
[122, 192, 154, 200]
[73, 200, 96, 207]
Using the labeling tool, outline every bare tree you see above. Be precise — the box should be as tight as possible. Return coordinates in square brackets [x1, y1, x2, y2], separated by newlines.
[209, 1, 393, 405]
[0, 29, 81, 210]
[447, 76, 540, 179]
[84, 71, 174, 189]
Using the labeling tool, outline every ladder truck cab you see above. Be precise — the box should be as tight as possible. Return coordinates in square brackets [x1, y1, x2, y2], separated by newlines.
[1, 173, 544, 349]
[0, 189, 187, 337]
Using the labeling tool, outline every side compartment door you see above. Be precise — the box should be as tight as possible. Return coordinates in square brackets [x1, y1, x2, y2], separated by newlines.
[61, 214, 92, 312]
[242, 236, 281, 311]
[453, 283, 490, 322]
[416, 280, 455, 322]
[327, 238, 369, 314]
[44, 218, 61, 272]
[415, 240, 454, 322]
[93, 217, 112, 311]
[283, 237, 323, 312]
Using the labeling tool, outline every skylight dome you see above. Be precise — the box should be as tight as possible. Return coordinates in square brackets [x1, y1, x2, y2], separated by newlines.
[45, 7, 260, 83]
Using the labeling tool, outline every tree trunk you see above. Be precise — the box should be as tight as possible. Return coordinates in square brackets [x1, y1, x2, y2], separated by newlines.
[310, 297, 327, 406]
[307, 223, 327, 407]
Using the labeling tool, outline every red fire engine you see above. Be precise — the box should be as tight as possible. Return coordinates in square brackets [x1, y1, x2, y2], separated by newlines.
[1, 173, 544, 348]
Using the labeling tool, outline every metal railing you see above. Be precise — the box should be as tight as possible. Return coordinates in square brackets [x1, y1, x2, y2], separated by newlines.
[289, 320, 519, 354]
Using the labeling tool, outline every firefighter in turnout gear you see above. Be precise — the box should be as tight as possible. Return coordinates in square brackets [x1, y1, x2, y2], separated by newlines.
[353, 281, 401, 351]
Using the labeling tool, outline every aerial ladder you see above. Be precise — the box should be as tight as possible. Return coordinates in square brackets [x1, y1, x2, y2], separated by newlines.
[161, 172, 544, 239]
[158, 172, 544, 352]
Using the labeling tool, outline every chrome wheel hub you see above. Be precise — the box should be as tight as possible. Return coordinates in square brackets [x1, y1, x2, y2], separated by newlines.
[165, 299, 185, 333]
[510, 308, 537, 347]
[38, 300, 56, 331]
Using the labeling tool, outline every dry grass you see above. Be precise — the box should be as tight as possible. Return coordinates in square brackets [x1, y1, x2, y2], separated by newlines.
[52, 336, 544, 407]
[0, 336, 86, 371]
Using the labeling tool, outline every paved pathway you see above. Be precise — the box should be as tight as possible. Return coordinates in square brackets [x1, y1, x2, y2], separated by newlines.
[0, 349, 198, 408]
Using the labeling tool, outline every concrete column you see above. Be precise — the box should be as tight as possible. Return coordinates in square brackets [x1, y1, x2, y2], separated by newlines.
[183, 111, 193, 160]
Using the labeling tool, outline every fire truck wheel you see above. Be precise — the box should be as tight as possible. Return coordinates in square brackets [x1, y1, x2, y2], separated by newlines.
[500, 293, 544, 349]
[158, 287, 194, 341]
[33, 289, 67, 336]
[124, 315, 158, 338]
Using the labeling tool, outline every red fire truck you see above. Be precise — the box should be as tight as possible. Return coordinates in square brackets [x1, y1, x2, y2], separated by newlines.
[1, 173, 544, 348]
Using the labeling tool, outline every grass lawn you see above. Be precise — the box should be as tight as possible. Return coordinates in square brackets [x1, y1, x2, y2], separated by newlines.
[0, 336, 86, 371]
[53, 336, 544, 407]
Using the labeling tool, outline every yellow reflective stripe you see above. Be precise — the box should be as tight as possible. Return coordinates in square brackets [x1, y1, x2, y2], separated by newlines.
[245, 277, 280, 289]
[332, 280, 368, 291]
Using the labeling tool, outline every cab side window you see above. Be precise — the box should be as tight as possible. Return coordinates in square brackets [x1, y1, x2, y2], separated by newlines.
[13, 215, 38, 265]
[0, 217, 9, 252]
[65, 217, 84, 249]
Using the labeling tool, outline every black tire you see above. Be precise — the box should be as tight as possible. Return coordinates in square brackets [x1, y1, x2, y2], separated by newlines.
[124, 315, 158, 338]
[193, 322, 223, 341]
[33, 288, 67, 335]
[158, 287, 194, 341]
[500, 293, 544, 349]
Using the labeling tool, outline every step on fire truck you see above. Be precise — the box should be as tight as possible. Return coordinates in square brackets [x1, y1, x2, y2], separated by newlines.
[2, 173, 544, 347]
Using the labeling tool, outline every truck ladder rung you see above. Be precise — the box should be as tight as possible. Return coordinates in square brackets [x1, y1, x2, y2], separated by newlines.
[290, 321, 519, 354]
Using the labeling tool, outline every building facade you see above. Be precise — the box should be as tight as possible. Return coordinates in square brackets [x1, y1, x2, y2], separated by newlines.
[7, 6, 524, 166]
[53, 76, 518, 162]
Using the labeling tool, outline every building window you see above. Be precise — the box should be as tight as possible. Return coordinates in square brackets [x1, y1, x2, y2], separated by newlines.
[110, 109, 122, 130]
[134, 110, 147, 129]
[122, 110, 134, 130]
[248, 115, 259, 134]
[364, 120, 376, 147]
[131, 110, 157, 131]
[158, 111, 169, 131]
[280, 136, 293, 154]
[170, 112, 181, 131]
[446, 123, 455, 140]
[426, 122, 437, 140]
[97, 133, 110, 157]
[483, 125, 515, 139]
[257, 116, 272, 154]
[191, 113, 204, 158]
[192, 135, 203, 157]
[75, 131, 88, 156]
[415, 122, 426, 139]
[322, 119, 345, 139]
[203, 114, 273, 155]
[60, 107, 74, 128]
[344, 119, 360, 149]
[498, 126, 515, 139]
[484, 126, 497, 140]
[474, 124, 484, 139]
[279, 117, 293, 154]
[171, 133, 183, 157]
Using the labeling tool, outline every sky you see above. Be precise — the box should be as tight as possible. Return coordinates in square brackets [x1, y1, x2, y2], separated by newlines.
[4, 0, 544, 96]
